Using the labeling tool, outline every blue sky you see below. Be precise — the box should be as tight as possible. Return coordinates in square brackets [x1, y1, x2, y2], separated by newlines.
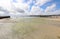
[22, 0, 60, 11]
[27, 0, 60, 11]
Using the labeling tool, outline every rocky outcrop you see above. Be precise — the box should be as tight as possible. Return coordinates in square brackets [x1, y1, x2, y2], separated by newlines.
[0, 16, 10, 19]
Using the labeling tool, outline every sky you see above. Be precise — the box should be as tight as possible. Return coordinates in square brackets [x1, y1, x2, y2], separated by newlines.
[0, 0, 60, 16]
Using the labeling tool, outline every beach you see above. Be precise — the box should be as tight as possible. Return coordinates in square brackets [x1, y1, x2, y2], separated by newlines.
[0, 17, 60, 39]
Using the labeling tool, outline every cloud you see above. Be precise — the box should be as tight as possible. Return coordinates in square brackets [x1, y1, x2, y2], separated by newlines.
[12, 0, 29, 11]
[29, 6, 44, 15]
[35, 0, 51, 6]
[0, 7, 9, 13]
[0, 0, 27, 16]
[45, 4, 56, 12]
[44, 4, 57, 15]
[23, 0, 51, 6]
[0, 0, 59, 16]
[0, 6, 10, 16]
[13, 0, 51, 12]
[0, 0, 12, 10]
[15, 8, 25, 13]
[50, 10, 60, 15]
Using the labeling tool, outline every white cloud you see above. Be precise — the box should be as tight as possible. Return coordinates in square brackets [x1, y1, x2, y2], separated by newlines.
[35, 0, 51, 6]
[44, 4, 60, 15]
[45, 4, 56, 12]
[0, 11, 5, 14]
[22, 0, 52, 15]
[13, 0, 51, 12]
[0, 0, 12, 10]
[12, 0, 29, 11]
[0, 0, 27, 16]
[29, 6, 44, 15]
[0, 0, 59, 16]
[21, 0, 52, 15]
[0, 11, 9, 16]
[50, 10, 60, 15]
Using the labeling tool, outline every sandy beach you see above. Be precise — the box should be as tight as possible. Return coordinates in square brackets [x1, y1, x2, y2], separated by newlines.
[0, 17, 60, 39]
